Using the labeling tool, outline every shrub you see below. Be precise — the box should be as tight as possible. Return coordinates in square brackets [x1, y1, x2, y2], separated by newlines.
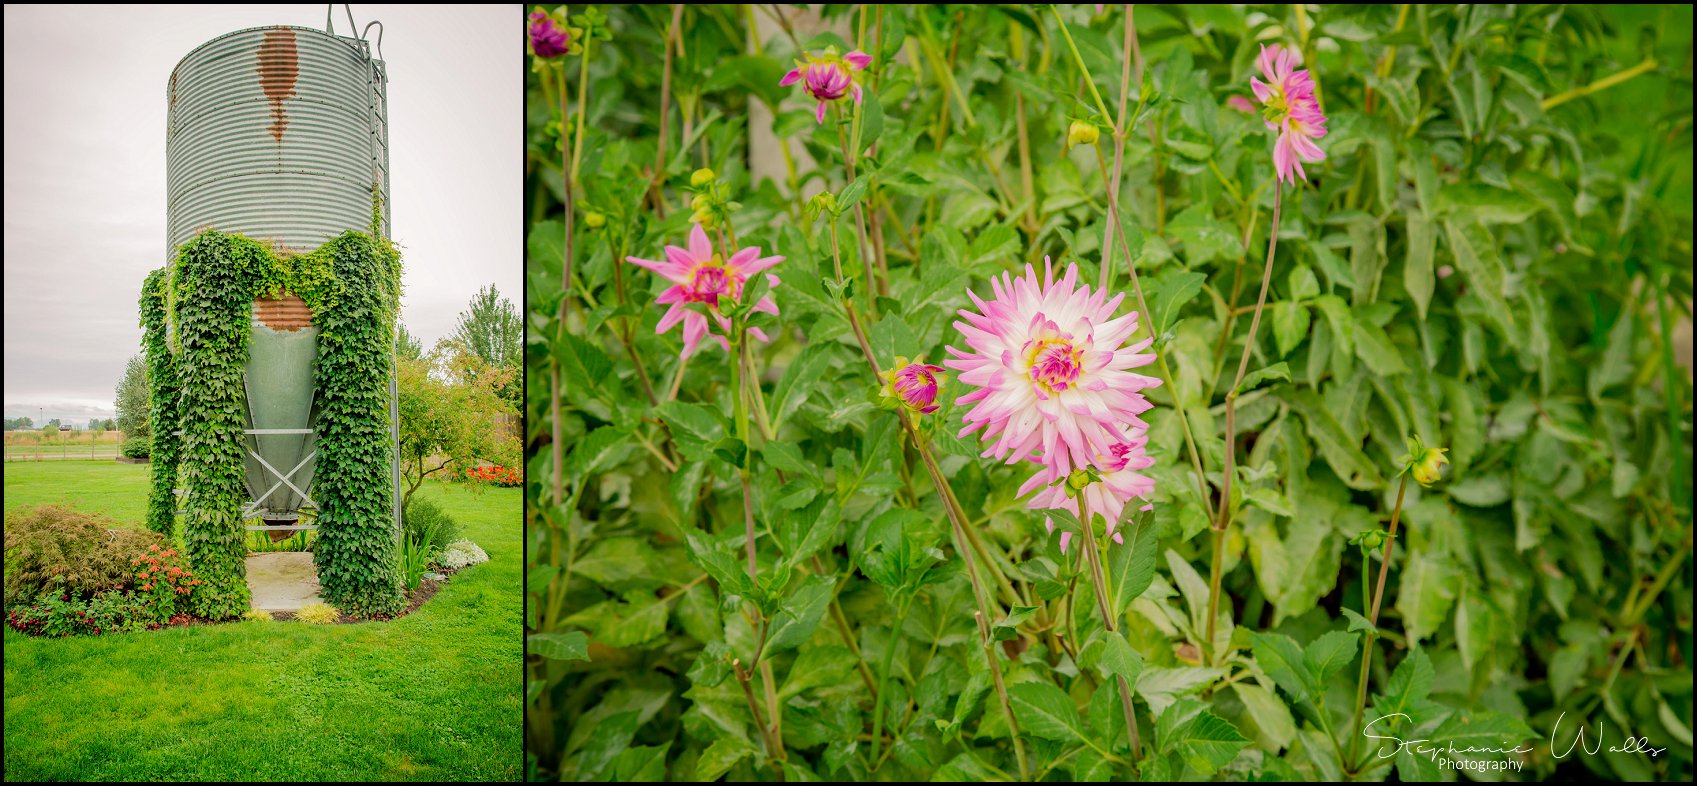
[402, 496, 460, 555]
[5, 590, 160, 637]
[462, 464, 521, 487]
[130, 544, 201, 625]
[3, 506, 166, 606]
[244, 528, 314, 554]
[438, 540, 489, 572]
[120, 436, 150, 459]
[293, 602, 341, 624]
[244, 608, 273, 622]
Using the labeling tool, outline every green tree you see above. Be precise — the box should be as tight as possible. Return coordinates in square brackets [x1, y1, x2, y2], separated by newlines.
[450, 284, 521, 405]
[397, 322, 425, 361]
[114, 354, 150, 440]
[396, 341, 521, 512]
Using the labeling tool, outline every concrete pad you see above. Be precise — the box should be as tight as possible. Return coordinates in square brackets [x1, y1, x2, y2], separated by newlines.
[246, 552, 323, 611]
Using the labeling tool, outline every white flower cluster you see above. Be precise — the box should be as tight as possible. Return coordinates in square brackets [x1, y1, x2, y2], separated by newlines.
[438, 540, 489, 572]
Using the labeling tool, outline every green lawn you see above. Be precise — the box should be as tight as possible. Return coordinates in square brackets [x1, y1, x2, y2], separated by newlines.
[2, 461, 521, 781]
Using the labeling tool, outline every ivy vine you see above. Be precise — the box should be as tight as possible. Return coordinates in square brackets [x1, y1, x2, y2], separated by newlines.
[139, 269, 180, 538]
[142, 229, 404, 620]
[308, 232, 405, 617]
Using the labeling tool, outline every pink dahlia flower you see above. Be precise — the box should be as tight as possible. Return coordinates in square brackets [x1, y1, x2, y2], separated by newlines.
[1249, 44, 1327, 184]
[527, 9, 569, 59]
[883, 357, 945, 415]
[626, 223, 783, 359]
[779, 49, 873, 124]
[1021, 425, 1157, 553]
[944, 258, 1161, 476]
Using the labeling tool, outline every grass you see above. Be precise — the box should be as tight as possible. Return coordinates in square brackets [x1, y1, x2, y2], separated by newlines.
[2, 462, 520, 781]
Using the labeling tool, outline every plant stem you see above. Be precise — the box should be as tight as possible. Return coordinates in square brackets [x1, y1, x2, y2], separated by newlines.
[833, 107, 881, 316]
[1097, 5, 1137, 291]
[976, 610, 1032, 782]
[870, 596, 911, 767]
[1078, 495, 1143, 768]
[647, 3, 683, 216]
[1088, 142, 1211, 521]
[569, 34, 592, 184]
[1543, 58, 1659, 110]
[1346, 473, 1408, 772]
[1207, 183, 1283, 659]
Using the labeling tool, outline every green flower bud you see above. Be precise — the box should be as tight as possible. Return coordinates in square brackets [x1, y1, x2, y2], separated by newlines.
[691, 168, 716, 187]
[1067, 119, 1100, 149]
[1410, 447, 1449, 486]
[584, 211, 606, 229]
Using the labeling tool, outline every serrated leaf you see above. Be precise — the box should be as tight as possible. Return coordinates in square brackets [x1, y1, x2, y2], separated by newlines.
[531, 631, 589, 661]
[1007, 682, 1086, 743]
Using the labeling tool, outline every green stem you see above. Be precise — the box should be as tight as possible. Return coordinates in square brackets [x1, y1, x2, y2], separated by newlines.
[870, 596, 912, 767]
[1346, 473, 1408, 773]
[1078, 494, 1143, 768]
[1208, 183, 1283, 658]
[569, 35, 593, 184]
[1543, 58, 1659, 110]
[1051, 6, 1114, 125]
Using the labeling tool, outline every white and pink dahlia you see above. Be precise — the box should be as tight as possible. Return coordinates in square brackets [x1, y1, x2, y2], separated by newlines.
[1249, 43, 1328, 184]
[944, 258, 1161, 477]
[1020, 426, 1156, 553]
[626, 223, 782, 358]
[779, 49, 873, 124]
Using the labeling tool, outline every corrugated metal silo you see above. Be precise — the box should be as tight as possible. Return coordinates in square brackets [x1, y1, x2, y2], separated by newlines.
[166, 23, 395, 536]
[167, 25, 389, 254]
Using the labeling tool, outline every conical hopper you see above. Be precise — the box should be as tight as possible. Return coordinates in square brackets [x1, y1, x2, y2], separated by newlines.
[243, 294, 319, 524]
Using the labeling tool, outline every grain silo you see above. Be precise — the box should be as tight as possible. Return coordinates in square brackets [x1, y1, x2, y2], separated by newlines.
[165, 20, 398, 539]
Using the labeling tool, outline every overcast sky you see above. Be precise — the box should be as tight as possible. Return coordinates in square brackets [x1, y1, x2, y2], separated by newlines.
[2, 4, 519, 425]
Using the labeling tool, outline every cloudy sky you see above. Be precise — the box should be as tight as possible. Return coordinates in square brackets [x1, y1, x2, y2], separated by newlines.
[2, 4, 520, 425]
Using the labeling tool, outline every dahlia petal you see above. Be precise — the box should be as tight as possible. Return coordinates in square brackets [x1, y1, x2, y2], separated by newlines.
[688, 223, 713, 261]
[779, 68, 802, 86]
[844, 51, 872, 70]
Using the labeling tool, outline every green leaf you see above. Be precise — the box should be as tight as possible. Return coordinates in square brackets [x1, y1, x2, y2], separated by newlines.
[1007, 682, 1087, 743]
[1249, 631, 1312, 702]
[1149, 271, 1208, 336]
[1404, 214, 1436, 321]
[1233, 682, 1297, 751]
[1098, 632, 1146, 686]
[1302, 631, 1360, 685]
[1272, 302, 1310, 357]
[1110, 506, 1158, 616]
[992, 605, 1039, 642]
[1169, 709, 1252, 775]
[531, 631, 589, 661]
[1237, 362, 1291, 394]
[696, 737, 758, 781]
[762, 575, 835, 657]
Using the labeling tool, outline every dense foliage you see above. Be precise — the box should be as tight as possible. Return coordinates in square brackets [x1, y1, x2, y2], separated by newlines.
[2, 505, 166, 607]
[397, 341, 523, 511]
[531, 4, 1692, 782]
[143, 230, 405, 619]
[307, 232, 407, 617]
[139, 268, 180, 536]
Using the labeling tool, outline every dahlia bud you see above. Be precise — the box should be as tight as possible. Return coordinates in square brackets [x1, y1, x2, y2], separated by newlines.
[1410, 447, 1449, 486]
[691, 168, 717, 187]
[1397, 435, 1449, 487]
[584, 211, 606, 229]
[1066, 119, 1100, 149]
[880, 357, 944, 415]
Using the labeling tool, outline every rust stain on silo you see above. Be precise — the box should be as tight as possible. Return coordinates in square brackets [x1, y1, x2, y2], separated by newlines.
[168, 71, 178, 110]
[254, 294, 313, 331]
[257, 27, 298, 142]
